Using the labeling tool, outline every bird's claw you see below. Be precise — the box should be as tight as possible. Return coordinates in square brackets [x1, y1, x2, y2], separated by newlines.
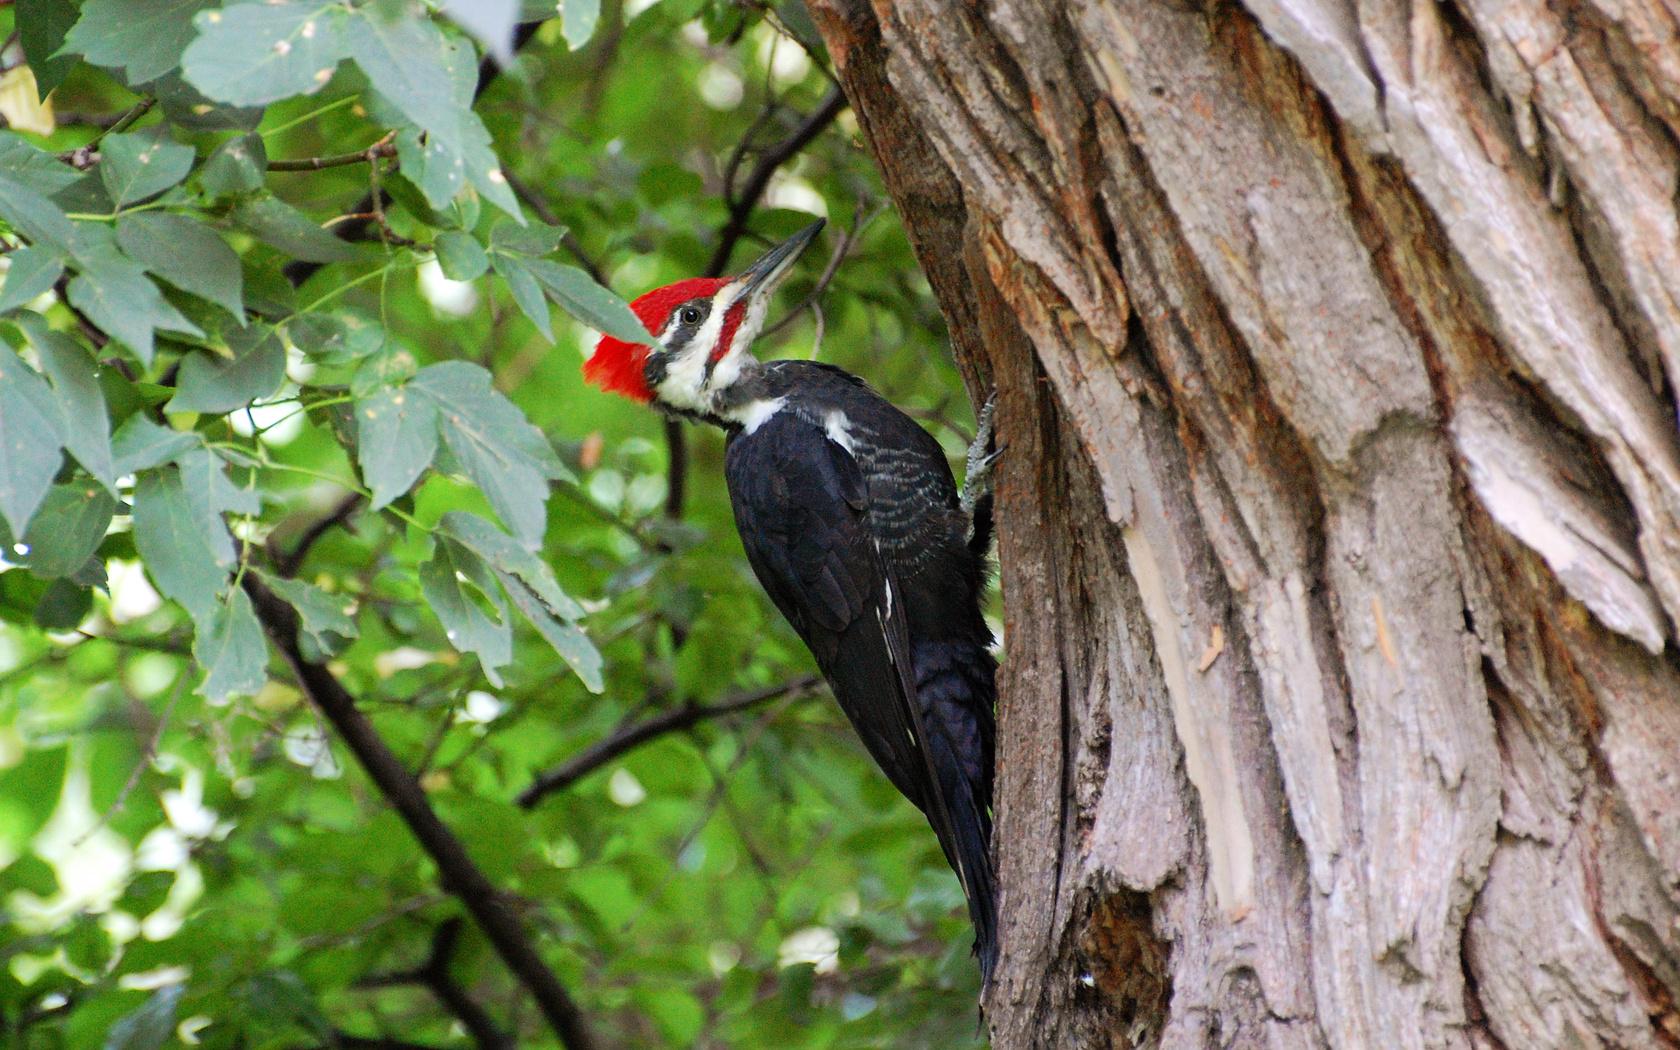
[961, 393, 1000, 519]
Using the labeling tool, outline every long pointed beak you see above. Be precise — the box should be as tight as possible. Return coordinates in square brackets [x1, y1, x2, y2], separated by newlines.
[736, 219, 826, 302]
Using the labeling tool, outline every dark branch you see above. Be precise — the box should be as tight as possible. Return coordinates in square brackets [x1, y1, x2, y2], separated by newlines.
[330, 1035, 448, 1050]
[271, 492, 364, 579]
[703, 86, 847, 278]
[517, 675, 822, 809]
[359, 919, 509, 1050]
[666, 86, 849, 519]
[502, 169, 607, 285]
[242, 573, 599, 1050]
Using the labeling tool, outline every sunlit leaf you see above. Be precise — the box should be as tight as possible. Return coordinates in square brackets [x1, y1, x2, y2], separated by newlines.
[64, 0, 212, 85]
[195, 587, 267, 701]
[0, 346, 67, 536]
[98, 130, 195, 209]
[20, 482, 116, 579]
[420, 538, 511, 686]
[355, 382, 438, 509]
[181, 1, 351, 107]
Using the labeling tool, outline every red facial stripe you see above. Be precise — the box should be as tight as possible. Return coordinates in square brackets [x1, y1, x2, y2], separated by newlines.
[710, 300, 747, 363]
[582, 277, 730, 402]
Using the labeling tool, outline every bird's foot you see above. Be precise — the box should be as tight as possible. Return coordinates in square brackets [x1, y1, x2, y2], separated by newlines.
[960, 393, 1002, 521]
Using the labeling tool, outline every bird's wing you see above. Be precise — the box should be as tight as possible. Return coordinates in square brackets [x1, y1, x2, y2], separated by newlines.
[724, 415, 950, 820]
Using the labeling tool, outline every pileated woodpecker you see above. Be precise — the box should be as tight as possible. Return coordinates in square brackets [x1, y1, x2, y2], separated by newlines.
[583, 219, 1000, 986]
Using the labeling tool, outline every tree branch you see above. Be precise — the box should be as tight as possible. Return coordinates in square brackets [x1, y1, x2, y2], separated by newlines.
[665, 86, 850, 519]
[516, 675, 822, 809]
[359, 919, 509, 1050]
[268, 137, 396, 172]
[271, 492, 364, 579]
[242, 573, 599, 1050]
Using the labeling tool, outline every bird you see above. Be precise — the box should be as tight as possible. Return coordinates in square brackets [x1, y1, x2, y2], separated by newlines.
[582, 219, 1001, 987]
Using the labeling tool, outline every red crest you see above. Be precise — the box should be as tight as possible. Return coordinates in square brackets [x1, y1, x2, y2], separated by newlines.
[583, 277, 729, 402]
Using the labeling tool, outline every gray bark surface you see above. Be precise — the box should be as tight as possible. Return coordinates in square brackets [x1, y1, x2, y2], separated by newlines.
[805, 1, 1680, 1046]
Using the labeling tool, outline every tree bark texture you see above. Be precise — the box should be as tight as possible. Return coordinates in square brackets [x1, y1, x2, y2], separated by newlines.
[805, 1, 1680, 1047]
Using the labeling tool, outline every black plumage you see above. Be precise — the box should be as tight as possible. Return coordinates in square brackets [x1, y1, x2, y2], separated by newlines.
[721, 361, 998, 984]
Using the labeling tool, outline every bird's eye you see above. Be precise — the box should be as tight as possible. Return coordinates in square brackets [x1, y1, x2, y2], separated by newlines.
[679, 306, 702, 325]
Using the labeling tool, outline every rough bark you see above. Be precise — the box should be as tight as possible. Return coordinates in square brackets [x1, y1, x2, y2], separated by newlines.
[805, 1, 1680, 1047]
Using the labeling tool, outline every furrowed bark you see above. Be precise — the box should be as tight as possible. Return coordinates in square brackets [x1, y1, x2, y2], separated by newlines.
[806, 0, 1680, 1046]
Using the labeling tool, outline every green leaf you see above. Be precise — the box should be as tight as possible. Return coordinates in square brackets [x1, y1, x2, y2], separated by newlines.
[181, 1, 351, 107]
[355, 382, 438, 509]
[0, 347, 68, 536]
[527, 258, 650, 344]
[349, 14, 520, 219]
[103, 983, 183, 1050]
[132, 466, 232, 620]
[0, 247, 64, 314]
[0, 172, 75, 253]
[231, 195, 361, 264]
[420, 539, 511, 686]
[0, 131, 82, 197]
[20, 482, 115, 579]
[265, 576, 357, 653]
[440, 511, 583, 620]
[176, 447, 259, 520]
[503, 572, 603, 691]
[17, 0, 80, 98]
[199, 133, 268, 197]
[393, 128, 463, 213]
[289, 311, 383, 363]
[116, 212, 244, 317]
[23, 321, 116, 489]
[194, 587, 267, 701]
[151, 70, 266, 132]
[347, 13, 460, 147]
[64, 223, 203, 365]
[98, 131, 195, 209]
[490, 252, 551, 340]
[110, 415, 200, 475]
[434, 230, 488, 282]
[166, 329, 285, 415]
[65, 0, 212, 85]
[563, 0, 602, 50]
[410, 362, 564, 544]
[490, 218, 564, 256]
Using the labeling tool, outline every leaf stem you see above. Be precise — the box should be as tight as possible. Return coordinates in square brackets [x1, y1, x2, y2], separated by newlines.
[261, 93, 359, 139]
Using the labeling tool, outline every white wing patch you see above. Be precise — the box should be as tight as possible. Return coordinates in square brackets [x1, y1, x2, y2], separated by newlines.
[729, 397, 786, 434]
[824, 410, 856, 453]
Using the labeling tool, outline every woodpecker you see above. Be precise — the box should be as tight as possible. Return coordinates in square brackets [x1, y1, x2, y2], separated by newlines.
[583, 220, 1000, 986]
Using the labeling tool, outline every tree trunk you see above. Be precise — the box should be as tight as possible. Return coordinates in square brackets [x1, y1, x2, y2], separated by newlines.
[805, 1, 1680, 1046]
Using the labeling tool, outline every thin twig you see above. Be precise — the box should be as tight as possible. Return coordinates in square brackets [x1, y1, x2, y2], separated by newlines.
[242, 573, 599, 1050]
[516, 675, 822, 808]
[762, 198, 882, 339]
[272, 492, 364, 579]
[267, 137, 396, 172]
[502, 170, 606, 284]
[664, 87, 849, 520]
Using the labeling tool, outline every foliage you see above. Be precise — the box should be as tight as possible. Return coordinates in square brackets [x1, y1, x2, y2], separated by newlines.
[0, 0, 986, 1046]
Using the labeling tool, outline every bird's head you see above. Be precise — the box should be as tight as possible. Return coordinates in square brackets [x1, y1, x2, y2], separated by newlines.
[584, 219, 825, 414]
